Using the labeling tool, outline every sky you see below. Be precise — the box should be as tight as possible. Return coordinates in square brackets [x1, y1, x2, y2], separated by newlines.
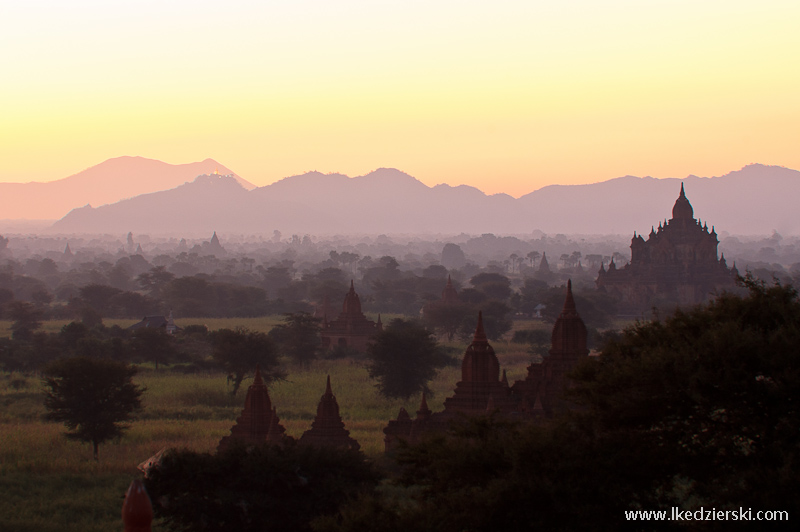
[1, 0, 798, 197]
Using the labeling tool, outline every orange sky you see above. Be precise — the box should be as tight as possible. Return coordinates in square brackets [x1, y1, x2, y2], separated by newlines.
[1, 1, 798, 198]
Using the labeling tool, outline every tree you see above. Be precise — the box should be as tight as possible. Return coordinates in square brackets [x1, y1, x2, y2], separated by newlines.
[423, 300, 475, 341]
[568, 275, 800, 512]
[456, 300, 512, 342]
[6, 300, 43, 341]
[131, 327, 178, 370]
[526, 250, 541, 268]
[367, 319, 451, 400]
[268, 312, 322, 368]
[469, 273, 511, 301]
[78, 283, 123, 316]
[42, 356, 144, 460]
[211, 328, 284, 395]
[145, 441, 382, 532]
[325, 278, 800, 532]
[136, 265, 175, 298]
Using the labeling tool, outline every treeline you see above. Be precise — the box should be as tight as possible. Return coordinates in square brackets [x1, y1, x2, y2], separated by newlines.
[143, 278, 800, 532]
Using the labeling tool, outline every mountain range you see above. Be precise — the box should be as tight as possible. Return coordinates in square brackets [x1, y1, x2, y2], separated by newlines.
[6, 158, 798, 236]
[0, 156, 253, 220]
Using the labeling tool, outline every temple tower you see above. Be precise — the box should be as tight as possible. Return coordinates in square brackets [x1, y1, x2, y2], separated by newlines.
[218, 366, 286, 452]
[441, 312, 514, 414]
[320, 281, 381, 352]
[299, 376, 360, 450]
[513, 280, 589, 417]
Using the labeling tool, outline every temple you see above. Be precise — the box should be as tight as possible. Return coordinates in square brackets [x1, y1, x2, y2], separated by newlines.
[421, 275, 468, 340]
[218, 366, 288, 452]
[511, 280, 589, 416]
[384, 281, 589, 452]
[440, 275, 460, 303]
[299, 376, 360, 450]
[320, 281, 382, 352]
[596, 184, 737, 312]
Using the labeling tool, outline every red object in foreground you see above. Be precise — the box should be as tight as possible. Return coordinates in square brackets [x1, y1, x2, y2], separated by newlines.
[122, 479, 153, 532]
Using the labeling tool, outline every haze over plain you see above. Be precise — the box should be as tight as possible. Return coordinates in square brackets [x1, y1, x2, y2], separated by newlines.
[1, 1, 799, 197]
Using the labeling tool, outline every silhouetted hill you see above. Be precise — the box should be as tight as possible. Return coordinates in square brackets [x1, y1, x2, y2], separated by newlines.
[0, 156, 253, 220]
[49, 164, 800, 236]
[518, 164, 799, 235]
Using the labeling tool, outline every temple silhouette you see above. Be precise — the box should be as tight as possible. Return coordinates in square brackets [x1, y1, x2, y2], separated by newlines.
[596, 184, 737, 312]
[384, 281, 589, 452]
[320, 281, 382, 352]
[218, 370, 358, 451]
[218, 366, 288, 452]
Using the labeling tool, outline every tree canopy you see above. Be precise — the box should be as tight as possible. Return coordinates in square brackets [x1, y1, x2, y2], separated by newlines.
[145, 442, 381, 532]
[268, 312, 322, 368]
[211, 327, 284, 395]
[42, 356, 144, 460]
[324, 277, 800, 531]
[367, 318, 452, 400]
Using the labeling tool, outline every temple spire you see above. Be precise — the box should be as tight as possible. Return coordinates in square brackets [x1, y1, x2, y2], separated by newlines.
[473, 311, 488, 343]
[325, 374, 332, 396]
[561, 279, 577, 316]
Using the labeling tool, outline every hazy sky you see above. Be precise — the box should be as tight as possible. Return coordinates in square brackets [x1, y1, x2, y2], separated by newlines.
[1, 0, 798, 197]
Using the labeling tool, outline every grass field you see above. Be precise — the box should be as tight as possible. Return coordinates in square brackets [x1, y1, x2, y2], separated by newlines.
[0, 318, 540, 531]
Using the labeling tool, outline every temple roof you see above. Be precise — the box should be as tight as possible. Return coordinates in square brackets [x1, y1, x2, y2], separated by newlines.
[550, 280, 588, 355]
[341, 280, 363, 316]
[671, 183, 694, 220]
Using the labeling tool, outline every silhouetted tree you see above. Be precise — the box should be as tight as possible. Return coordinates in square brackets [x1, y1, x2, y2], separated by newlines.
[145, 441, 382, 532]
[211, 328, 284, 395]
[42, 356, 144, 460]
[269, 312, 322, 368]
[470, 273, 512, 301]
[6, 300, 43, 341]
[131, 327, 178, 370]
[367, 319, 451, 400]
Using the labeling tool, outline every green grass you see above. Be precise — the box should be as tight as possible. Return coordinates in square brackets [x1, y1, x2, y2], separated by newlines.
[0, 316, 288, 339]
[0, 472, 161, 532]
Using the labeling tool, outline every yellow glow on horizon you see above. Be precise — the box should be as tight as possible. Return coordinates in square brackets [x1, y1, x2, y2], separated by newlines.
[1, 1, 798, 197]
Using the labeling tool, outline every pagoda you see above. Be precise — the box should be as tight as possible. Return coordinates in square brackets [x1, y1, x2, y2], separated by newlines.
[512, 280, 589, 417]
[299, 376, 360, 450]
[320, 281, 382, 352]
[217, 366, 288, 452]
[384, 282, 589, 451]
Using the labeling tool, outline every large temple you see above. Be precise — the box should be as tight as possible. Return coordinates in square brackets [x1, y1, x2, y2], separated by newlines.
[384, 281, 590, 452]
[320, 281, 382, 352]
[596, 184, 737, 312]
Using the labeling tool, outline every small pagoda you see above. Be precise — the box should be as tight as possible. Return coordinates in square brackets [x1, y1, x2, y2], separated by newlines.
[512, 279, 590, 417]
[320, 281, 382, 353]
[299, 376, 360, 450]
[217, 366, 288, 452]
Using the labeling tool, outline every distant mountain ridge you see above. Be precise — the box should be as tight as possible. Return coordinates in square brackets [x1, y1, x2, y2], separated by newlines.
[0, 156, 253, 220]
[49, 163, 800, 236]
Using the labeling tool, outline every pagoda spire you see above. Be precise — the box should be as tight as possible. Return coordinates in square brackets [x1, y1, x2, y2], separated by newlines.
[416, 391, 432, 419]
[473, 311, 488, 344]
[299, 376, 360, 450]
[560, 279, 578, 317]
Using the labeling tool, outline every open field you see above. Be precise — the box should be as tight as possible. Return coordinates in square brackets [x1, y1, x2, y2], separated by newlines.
[0, 325, 537, 531]
[0, 313, 406, 339]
